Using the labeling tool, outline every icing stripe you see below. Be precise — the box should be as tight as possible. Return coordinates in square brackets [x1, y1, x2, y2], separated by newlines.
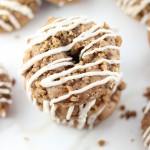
[143, 101, 150, 148]
[88, 105, 105, 129]
[0, 1, 34, 19]
[50, 76, 118, 105]
[0, 89, 10, 94]
[117, 0, 150, 25]
[0, 19, 12, 31]
[41, 59, 120, 88]
[0, 98, 12, 104]
[0, 10, 20, 29]
[82, 45, 120, 57]
[77, 99, 96, 129]
[0, 82, 12, 88]
[21, 32, 115, 73]
[41, 71, 120, 88]
[66, 106, 74, 120]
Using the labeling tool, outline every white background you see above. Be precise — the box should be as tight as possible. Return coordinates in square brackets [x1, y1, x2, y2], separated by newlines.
[0, 0, 149, 150]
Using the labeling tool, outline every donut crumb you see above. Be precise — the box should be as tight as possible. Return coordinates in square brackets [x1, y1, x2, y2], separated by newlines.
[119, 105, 126, 111]
[120, 110, 137, 120]
[98, 140, 106, 147]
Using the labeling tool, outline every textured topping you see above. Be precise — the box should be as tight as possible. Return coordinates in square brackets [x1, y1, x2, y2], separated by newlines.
[21, 16, 123, 128]
[0, 0, 41, 32]
[0, 65, 12, 118]
[117, 0, 150, 25]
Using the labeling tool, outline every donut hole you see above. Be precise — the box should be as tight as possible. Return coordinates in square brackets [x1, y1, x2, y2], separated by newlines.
[68, 47, 83, 64]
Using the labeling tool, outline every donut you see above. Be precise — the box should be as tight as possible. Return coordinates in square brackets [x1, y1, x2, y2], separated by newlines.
[0, 65, 13, 118]
[47, 0, 78, 6]
[0, 0, 42, 33]
[20, 16, 125, 129]
[116, 0, 150, 43]
[142, 101, 150, 149]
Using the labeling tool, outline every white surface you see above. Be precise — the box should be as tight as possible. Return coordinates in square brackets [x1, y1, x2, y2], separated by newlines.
[0, 0, 149, 150]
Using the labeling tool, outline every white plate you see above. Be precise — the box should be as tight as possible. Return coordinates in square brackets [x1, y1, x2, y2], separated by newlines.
[0, 0, 149, 150]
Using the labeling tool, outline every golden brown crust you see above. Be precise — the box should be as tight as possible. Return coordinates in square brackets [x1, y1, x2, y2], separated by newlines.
[0, 0, 40, 33]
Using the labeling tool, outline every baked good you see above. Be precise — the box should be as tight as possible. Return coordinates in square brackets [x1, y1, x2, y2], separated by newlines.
[20, 16, 125, 129]
[142, 101, 150, 149]
[0, 0, 41, 33]
[117, 0, 150, 25]
[117, 0, 150, 44]
[0, 65, 12, 118]
[47, 0, 77, 6]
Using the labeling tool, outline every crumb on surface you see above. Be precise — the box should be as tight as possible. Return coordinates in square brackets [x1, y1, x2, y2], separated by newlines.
[120, 110, 137, 120]
[14, 35, 20, 39]
[98, 140, 106, 147]
[119, 105, 126, 111]
[12, 79, 16, 86]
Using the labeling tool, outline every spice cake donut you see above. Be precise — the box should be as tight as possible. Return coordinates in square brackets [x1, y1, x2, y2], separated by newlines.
[142, 101, 150, 149]
[0, 65, 13, 118]
[117, 0, 150, 43]
[0, 0, 41, 33]
[20, 16, 125, 129]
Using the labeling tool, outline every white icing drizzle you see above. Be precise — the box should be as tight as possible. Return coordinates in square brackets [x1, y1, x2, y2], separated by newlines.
[0, 65, 12, 108]
[22, 16, 122, 127]
[0, 98, 12, 104]
[50, 104, 58, 120]
[143, 101, 150, 148]
[117, 0, 150, 24]
[0, 89, 10, 94]
[0, 19, 13, 31]
[0, 81, 12, 88]
[43, 100, 50, 113]
[77, 99, 96, 129]
[0, 110, 6, 118]
[41, 69, 120, 88]
[88, 105, 105, 129]
[50, 76, 119, 106]
[145, 102, 150, 114]
[0, 10, 20, 29]
[82, 45, 120, 58]
[0, 0, 36, 31]
[26, 58, 73, 100]
[66, 105, 74, 120]
[143, 126, 150, 148]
